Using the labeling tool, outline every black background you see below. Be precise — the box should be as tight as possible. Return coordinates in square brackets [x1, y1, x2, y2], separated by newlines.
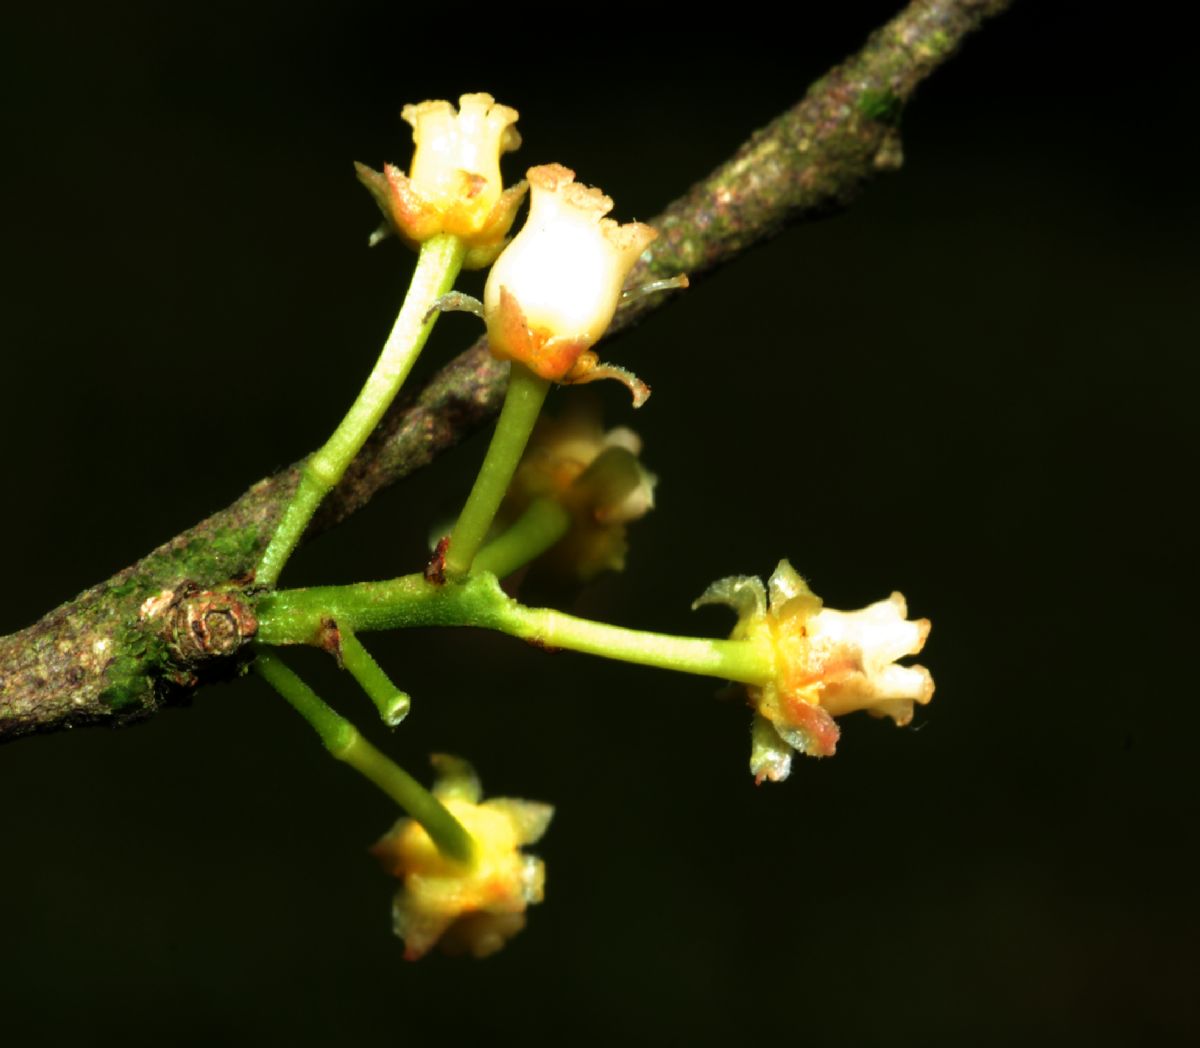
[2, 2, 1197, 1045]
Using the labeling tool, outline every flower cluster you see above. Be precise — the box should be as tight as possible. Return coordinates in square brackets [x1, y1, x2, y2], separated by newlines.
[325, 90, 938, 962]
[484, 163, 657, 405]
[696, 561, 933, 782]
[359, 98, 669, 402]
[371, 757, 553, 959]
[355, 93, 527, 268]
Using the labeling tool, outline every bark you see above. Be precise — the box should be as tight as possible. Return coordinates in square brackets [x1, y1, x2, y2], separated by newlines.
[0, 0, 1012, 743]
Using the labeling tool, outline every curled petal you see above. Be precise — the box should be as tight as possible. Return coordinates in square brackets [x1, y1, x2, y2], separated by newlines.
[767, 559, 810, 609]
[692, 575, 767, 624]
[767, 559, 822, 622]
[567, 357, 651, 408]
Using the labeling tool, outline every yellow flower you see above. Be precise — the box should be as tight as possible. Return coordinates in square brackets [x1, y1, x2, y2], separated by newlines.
[483, 164, 658, 404]
[355, 93, 527, 268]
[371, 756, 553, 959]
[505, 408, 657, 580]
[695, 560, 933, 783]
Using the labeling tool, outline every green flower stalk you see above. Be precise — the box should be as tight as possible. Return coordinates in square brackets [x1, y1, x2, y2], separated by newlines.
[256, 233, 466, 587]
[443, 363, 550, 579]
[257, 93, 531, 588]
[471, 496, 571, 580]
[486, 410, 658, 582]
[339, 627, 411, 727]
[255, 571, 775, 689]
[253, 650, 473, 863]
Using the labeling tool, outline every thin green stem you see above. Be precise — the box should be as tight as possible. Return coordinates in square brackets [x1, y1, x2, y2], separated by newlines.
[444, 364, 550, 579]
[340, 627, 411, 727]
[494, 600, 772, 684]
[257, 234, 467, 587]
[471, 496, 571, 579]
[338, 735, 474, 864]
[256, 572, 774, 688]
[254, 647, 351, 750]
[253, 650, 474, 863]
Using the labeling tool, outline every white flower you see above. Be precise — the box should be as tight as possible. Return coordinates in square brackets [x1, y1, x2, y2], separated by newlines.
[695, 560, 933, 782]
[355, 93, 526, 268]
[484, 163, 657, 403]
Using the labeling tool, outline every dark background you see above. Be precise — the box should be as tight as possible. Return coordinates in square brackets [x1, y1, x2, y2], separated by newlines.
[2, 2, 1196, 1044]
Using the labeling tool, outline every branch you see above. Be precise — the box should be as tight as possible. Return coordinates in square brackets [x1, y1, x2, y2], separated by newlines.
[0, 0, 1011, 743]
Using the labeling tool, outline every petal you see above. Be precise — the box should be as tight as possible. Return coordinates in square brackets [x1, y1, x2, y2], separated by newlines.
[767, 559, 817, 610]
[483, 798, 555, 846]
[818, 663, 934, 719]
[750, 713, 794, 784]
[773, 692, 840, 757]
[810, 595, 929, 671]
[567, 357, 651, 408]
[430, 754, 482, 803]
[392, 888, 454, 961]
[692, 575, 767, 622]
[577, 446, 656, 525]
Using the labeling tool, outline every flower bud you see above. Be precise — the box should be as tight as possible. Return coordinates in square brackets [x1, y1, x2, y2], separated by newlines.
[506, 410, 657, 580]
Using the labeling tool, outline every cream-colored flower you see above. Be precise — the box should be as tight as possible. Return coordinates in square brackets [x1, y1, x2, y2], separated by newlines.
[503, 409, 657, 580]
[484, 164, 658, 404]
[371, 757, 553, 959]
[695, 560, 933, 783]
[355, 93, 526, 268]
